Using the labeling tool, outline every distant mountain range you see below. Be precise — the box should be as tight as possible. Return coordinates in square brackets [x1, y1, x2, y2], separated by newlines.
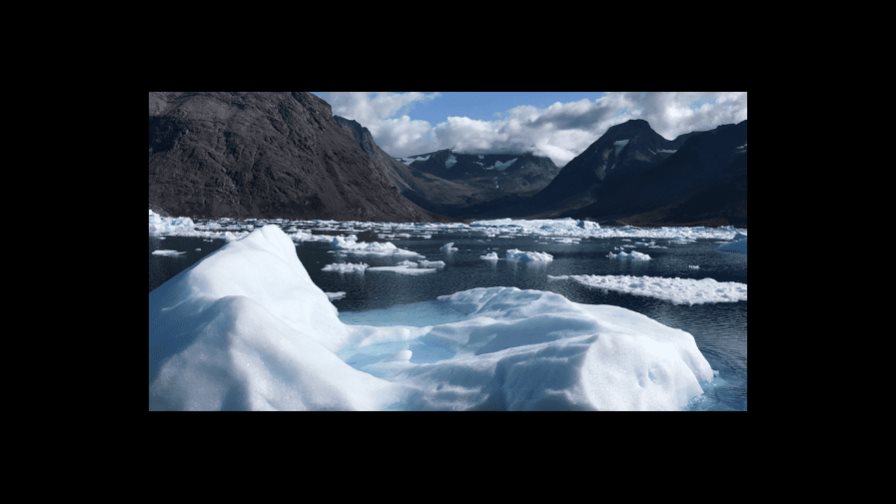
[149, 92, 746, 225]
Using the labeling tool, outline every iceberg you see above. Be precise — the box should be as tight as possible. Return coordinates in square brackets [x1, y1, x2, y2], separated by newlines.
[548, 274, 747, 305]
[150, 226, 716, 410]
[506, 248, 554, 263]
[480, 252, 499, 261]
[368, 260, 438, 276]
[322, 262, 369, 274]
[151, 249, 186, 257]
[330, 235, 422, 258]
[607, 250, 651, 261]
[440, 242, 459, 253]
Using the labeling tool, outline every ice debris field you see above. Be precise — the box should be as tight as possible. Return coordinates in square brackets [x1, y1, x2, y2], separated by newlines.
[149, 224, 731, 411]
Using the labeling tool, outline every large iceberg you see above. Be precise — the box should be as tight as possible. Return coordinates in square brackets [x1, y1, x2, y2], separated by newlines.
[150, 226, 716, 410]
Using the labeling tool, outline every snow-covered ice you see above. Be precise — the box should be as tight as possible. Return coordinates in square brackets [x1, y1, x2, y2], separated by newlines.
[549, 274, 747, 305]
[607, 250, 651, 261]
[322, 262, 369, 274]
[505, 249, 554, 263]
[152, 249, 186, 257]
[150, 226, 716, 410]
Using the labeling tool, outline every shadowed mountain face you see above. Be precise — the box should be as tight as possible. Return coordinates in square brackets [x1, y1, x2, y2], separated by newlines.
[148, 92, 433, 221]
[572, 120, 747, 225]
[461, 119, 747, 225]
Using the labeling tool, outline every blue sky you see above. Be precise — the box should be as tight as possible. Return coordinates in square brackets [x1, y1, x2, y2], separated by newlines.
[316, 92, 747, 166]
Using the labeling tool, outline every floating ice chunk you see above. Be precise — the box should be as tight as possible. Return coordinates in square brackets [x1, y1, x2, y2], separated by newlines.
[330, 235, 422, 258]
[607, 250, 651, 261]
[506, 249, 554, 263]
[152, 249, 186, 257]
[367, 264, 438, 275]
[440, 242, 458, 253]
[554, 237, 581, 244]
[688, 265, 701, 270]
[326, 291, 347, 301]
[480, 252, 499, 261]
[149, 210, 195, 236]
[669, 237, 696, 245]
[719, 232, 747, 254]
[549, 274, 747, 305]
[418, 260, 446, 269]
[322, 262, 369, 274]
[195, 248, 202, 251]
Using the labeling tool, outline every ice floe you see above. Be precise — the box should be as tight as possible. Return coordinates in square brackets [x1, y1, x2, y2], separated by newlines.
[506, 249, 554, 263]
[151, 249, 186, 257]
[330, 235, 422, 258]
[368, 261, 438, 276]
[549, 274, 748, 305]
[607, 250, 651, 261]
[322, 262, 369, 274]
[326, 291, 347, 301]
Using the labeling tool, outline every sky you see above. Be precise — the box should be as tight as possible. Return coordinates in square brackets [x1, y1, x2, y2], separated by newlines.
[315, 92, 747, 167]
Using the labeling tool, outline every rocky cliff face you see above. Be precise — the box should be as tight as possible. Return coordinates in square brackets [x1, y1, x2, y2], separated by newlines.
[149, 92, 433, 221]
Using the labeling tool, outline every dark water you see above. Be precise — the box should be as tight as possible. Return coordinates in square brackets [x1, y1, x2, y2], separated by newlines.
[149, 232, 747, 410]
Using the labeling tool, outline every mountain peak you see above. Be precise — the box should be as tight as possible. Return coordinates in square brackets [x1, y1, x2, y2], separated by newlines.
[604, 118, 654, 136]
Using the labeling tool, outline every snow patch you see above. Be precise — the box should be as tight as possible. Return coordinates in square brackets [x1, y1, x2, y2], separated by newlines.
[445, 154, 457, 169]
[613, 139, 630, 156]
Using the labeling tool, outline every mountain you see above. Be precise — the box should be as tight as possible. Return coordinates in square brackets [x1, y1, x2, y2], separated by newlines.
[503, 119, 747, 225]
[390, 149, 561, 217]
[573, 120, 747, 225]
[149, 92, 434, 221]
[530, 119, 679, 215]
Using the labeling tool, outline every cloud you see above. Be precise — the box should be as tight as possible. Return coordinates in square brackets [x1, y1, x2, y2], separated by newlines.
[321, 92, 747, 167]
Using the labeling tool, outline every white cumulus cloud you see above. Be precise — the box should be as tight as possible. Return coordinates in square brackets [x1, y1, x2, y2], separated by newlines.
[321, 91, 746, 167]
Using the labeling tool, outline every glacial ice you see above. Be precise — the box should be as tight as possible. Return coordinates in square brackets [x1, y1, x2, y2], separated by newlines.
[367, 260, 439, 276]
[506, 249, 554, 263]
[151, 249, 186, 257]
[150, 210, 745, 242]
[480, 252, 499, 261]
[607, 250, 652, 261]
[322, 262, 369, 274]
[440, 242, 458, 253]
[549, 274, 748, 305]
[149, 226, 716, 410]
